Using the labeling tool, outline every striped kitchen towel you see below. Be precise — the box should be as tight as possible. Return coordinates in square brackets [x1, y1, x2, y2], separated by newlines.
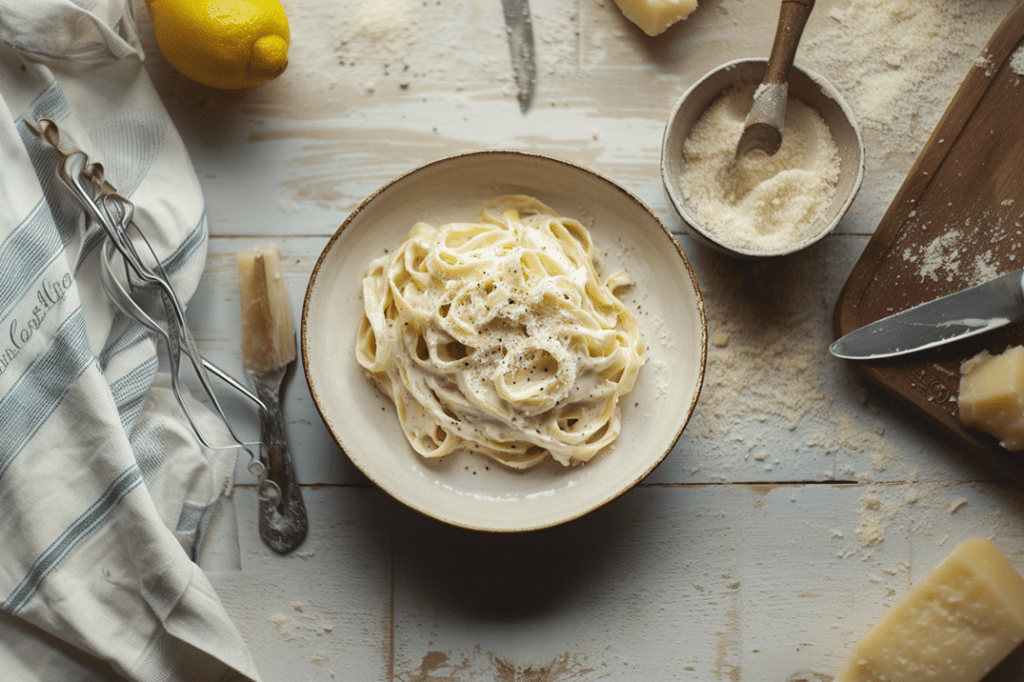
[0, 1, 260, 680]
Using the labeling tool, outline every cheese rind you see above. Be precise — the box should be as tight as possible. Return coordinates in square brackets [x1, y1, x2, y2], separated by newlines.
[958, 346, 1024, 451]
[237, 244, 296, 373]
[611, 0, 698, 36]
[836, 538, 1024, 682]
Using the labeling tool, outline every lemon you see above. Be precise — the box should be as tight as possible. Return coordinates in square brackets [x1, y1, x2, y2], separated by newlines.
[145, 0, 290, 89]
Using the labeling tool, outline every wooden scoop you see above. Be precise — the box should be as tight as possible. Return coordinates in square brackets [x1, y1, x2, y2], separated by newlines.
[735, 0, 815, 158]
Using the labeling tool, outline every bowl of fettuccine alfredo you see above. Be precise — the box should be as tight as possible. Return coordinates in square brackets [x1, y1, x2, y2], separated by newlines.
[302, 151, 706, 532]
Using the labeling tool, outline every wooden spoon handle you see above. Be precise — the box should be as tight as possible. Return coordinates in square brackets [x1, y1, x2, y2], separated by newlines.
[763, 0, 815, 86]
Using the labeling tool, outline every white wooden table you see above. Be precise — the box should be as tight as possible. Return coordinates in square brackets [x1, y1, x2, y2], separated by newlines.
[136, 1, 1024, 679]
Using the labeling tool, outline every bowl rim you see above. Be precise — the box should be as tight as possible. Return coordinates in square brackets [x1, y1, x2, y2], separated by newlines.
[300, 149, 707, 532]
[661, 57, 866, 259]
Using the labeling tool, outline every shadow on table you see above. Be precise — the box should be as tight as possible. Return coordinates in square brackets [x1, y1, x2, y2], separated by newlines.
[390, 485, 656, 620]
[985, 641, 1024, 682]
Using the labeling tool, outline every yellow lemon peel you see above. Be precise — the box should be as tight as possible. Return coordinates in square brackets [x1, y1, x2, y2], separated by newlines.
[145, 0, 290, 89]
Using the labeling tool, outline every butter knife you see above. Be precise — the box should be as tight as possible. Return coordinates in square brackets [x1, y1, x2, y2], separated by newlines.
[237, 244, 308, 554]
[830, 268, 1024, 360]
[501, 0, 536, 113]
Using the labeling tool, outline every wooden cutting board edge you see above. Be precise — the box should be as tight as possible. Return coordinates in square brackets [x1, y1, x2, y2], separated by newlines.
[832, 1, 1024, 486]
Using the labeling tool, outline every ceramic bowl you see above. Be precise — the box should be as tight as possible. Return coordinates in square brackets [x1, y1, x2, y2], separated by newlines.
[661, 58, 864, 259]
[302, 151, 707, 532]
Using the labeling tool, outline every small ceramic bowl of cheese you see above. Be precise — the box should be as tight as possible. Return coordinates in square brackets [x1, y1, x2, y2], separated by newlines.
[302, 151, 707, 533]
[661, 58, 865, 259]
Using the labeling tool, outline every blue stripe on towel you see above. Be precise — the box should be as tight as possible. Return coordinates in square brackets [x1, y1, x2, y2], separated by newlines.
[164, 210, 208, 276]
[91, 108, 165, 200]
[97, 320, 152, 372]
[1, 466, 143, 615]
[27, 80, 71, 124]
[0, 201, 64, 323]
[0, 309, 93, 481]
[178, 500, 219, 562]
[175, 502, 206, 535]
[131, 419, 167, 484]
[108, 354, 159, 428]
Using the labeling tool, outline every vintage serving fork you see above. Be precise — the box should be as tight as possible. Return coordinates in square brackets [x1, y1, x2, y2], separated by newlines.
[28, 118, 284, 505]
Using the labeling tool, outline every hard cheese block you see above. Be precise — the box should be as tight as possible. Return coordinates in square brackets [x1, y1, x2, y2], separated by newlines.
[610, 0, 697, 36]
[958, 346, 1024, 451]
[237, 243, 296, 374]
[836, 538, 1024, 682]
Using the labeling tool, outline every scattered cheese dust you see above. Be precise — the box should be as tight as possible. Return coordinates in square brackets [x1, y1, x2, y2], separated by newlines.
[853, 485, 980, 551]
[1012, 46, 1024, 76]
[270, 612, 298, 641]
[902, 228, 1006, 287]
[680, 80, 840, 253]
[683, 253, 902, 476]
[276, 0, 582, 111]
[903, 229, 965, 283]
[356, 0, 414, 39]
[269, 601, 337, 643]
[803, 0, 1015, 158]
[856, 490, 888, 547]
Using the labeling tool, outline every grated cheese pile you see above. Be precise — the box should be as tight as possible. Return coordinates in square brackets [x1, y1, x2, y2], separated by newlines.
[680, 79, 840, 253]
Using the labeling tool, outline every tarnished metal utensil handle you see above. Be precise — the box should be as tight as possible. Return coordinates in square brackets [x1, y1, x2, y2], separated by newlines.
[253, 368, 308, 554]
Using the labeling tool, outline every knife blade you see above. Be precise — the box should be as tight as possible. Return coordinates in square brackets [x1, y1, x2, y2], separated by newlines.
[830, 269, 1024, 360]
[501, 0, 536, 113]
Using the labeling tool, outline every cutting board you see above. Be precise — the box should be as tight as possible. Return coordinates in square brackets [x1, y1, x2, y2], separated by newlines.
[833, 1, 1024, 484]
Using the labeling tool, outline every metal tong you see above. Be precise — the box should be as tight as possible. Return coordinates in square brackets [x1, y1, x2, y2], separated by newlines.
[28, 118, 283, 508]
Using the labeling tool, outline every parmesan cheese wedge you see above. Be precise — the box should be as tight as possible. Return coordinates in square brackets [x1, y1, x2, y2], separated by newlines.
[611, 0, 697, 36]
[958, 346, 1024, 451]
[237, 244, 296, 374]
[836, 538, 1024, 682]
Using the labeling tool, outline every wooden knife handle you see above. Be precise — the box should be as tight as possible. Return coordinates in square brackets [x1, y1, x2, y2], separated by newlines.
[763, 0, 815, 86]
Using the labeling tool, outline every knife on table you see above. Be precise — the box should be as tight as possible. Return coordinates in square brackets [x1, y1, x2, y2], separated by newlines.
[501, 0, 536, 113]
[830, 268, 1024, 360]
[237, 244, 308, 553]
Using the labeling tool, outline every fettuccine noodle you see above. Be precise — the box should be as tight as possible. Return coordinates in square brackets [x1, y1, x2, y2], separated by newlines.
[355, 195, 645, 469]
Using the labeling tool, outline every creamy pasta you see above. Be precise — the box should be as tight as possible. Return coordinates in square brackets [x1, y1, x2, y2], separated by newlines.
[355, 195, 645, 469]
